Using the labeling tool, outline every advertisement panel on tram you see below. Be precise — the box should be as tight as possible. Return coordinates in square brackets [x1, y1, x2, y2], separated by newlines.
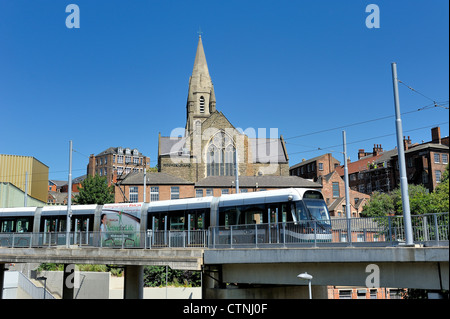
[100, 203, 142, 247]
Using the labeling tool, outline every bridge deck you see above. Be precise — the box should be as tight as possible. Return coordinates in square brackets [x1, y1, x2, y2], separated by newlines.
[0, 247, 204, 270]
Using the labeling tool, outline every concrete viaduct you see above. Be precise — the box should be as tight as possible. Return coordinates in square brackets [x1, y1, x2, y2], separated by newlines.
[1, 245, 448, 299]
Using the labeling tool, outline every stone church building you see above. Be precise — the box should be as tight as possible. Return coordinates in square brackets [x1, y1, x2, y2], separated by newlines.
[158, 35, 290, 183]
[114, 36, 320, 203]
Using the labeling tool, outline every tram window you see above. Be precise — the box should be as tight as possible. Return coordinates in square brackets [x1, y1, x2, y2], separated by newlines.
[304, 191, 323, 199]
[40, 216, 67, 232]
[1, 220, 14, 232]
[295, 202, 308, 221]
[169, 211, 185, 230]
[187, 209, 208, 230]
[240, 204, 265, 225]
[268, 204, 278, 224]
[219, 207, 239, 228]
[281, 203, 292, 222]
[149, 214, 167, 231]
[17, 218, 32, 232]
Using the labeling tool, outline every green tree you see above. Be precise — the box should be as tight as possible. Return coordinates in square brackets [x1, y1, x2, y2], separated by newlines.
[143, 266, 201, 287]
[73, 175, 114, 205]
[361, 191, 394, 217]
[362, 165, 449, 217]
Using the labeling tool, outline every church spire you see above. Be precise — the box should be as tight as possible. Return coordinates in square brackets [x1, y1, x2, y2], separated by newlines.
[192, 35, 211, 80]
[186, 35, 216, 135]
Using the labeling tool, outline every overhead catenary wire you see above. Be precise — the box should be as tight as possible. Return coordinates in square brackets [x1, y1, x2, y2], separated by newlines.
[1, 98, 448, 181]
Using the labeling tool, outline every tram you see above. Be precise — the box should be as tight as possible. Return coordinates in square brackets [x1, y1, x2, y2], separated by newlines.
[0, 188, 332, 247]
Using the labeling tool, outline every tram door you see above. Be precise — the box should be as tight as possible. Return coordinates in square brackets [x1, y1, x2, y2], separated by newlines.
[73, 216, 91, 245]
[42, 217, 66, 245]
[151, 214, 167, 246]
[187, 210, 205, 246]
[268, 204, 280, 243]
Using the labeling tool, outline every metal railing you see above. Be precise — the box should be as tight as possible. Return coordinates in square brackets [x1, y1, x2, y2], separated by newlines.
[208, 212, 449, 248]
[0, 213, 447, 249]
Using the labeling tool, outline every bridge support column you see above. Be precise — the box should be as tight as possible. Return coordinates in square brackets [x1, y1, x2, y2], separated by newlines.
[0, 263, 6, 299]
[202, 265, 225, 299]
[62, 264, 74, 299]
[124, 265, 144, 299]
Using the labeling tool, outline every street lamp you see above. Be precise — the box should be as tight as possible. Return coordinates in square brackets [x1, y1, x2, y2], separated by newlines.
[297, 272, 313, 299]
[37, 276, 47, 299]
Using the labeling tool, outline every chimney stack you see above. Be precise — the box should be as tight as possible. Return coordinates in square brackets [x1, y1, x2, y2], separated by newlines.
[403, 136, 411, 151]
[431, 127, 441, 144]
[372, 144, 383, 156]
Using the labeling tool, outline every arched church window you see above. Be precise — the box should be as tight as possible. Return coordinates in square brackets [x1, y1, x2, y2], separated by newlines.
[206, 131, 236, 177]
[199, 96, 205, 113]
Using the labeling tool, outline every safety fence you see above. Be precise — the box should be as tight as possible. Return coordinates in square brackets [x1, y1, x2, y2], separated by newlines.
[0, 213, 447, 249]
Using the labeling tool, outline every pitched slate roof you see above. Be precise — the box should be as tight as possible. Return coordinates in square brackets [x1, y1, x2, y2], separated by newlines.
[120, 171, 193, 185]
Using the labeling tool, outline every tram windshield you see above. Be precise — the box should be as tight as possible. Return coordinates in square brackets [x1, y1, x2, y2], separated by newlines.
[295, 200, 330, 222]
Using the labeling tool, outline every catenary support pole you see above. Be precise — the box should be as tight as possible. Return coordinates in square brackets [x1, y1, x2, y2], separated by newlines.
[342, 131, 352, 243]
[391, 62, 413, 246]
[235, 147, 239, 193]
[66, 140, 73, 248]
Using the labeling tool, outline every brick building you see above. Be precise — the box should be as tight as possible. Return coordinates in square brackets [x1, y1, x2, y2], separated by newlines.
[87, 146, 150, 186]
[116, 171, 321, 203]
[317, 171, 370, 218]
[289, 153, 341, 182]
[335, 127, 449, 195]
[289, 153, 369, 217]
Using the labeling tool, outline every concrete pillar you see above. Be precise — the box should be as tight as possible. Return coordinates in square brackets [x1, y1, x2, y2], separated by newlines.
[124, 265, 144, 299]
[0, 263, 5, 299]
[62, 264, 74, 299]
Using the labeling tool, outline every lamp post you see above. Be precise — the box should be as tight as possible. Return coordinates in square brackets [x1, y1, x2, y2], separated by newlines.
[297, 272, 313, 299]
[37, 276, 47, 299]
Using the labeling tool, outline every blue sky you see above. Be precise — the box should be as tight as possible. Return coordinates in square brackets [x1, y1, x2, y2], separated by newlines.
[0, 0, 448, 182]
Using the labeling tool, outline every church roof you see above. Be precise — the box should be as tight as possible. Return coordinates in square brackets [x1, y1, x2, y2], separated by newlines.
[248, 138, 288, 164]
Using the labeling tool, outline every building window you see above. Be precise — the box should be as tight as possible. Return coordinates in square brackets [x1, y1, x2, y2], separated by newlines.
[196, 189, 203, 198]
[133, 157, 139, 164]
[118, 155, 123, 164]
[221, 189, 229, 195]
[206, 131, 236, 177]
[318, 163, 324, 171]
[171, 187, 180, 200]
[339, 290, 352, 299]
[434, 153, 440, 163]
[332, 182, 340, 198]
[150, 187, 159, 202]
[117, 167, 123, 176]
[436, 170, 442, 183]
[206, 189, 213, 197]
[407, 157, 413, 167]
[125, 156, 131, 164]
[240, 189, 248, 193]
[443, 154, 448, 164]
[129, 186, 139, 203]
[199, 96, 205, 113]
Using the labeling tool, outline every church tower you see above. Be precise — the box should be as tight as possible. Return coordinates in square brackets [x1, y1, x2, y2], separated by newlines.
[186, 35, 217, 136]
